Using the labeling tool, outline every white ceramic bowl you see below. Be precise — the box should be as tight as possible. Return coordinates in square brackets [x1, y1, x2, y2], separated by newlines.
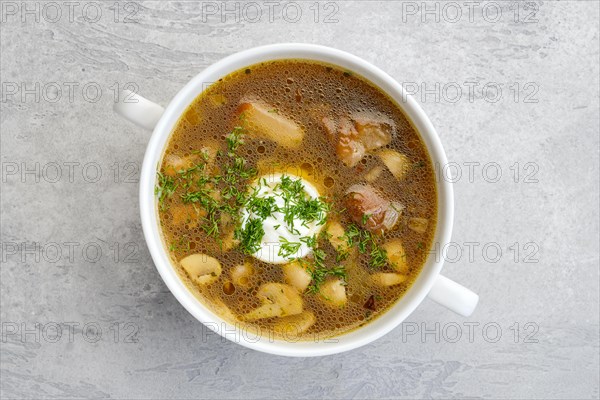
[114, 43, 479, 357]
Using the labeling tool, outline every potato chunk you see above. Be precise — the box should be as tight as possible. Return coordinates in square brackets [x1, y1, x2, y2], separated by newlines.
[239, 101, 304, 148]
[408, 217, 429, 234]
[364, 165, 384, 182]
[283, 261, 312, 292]
[273, 311, 316, 337]
[326, 221, 348, 253]
[378, 149, 411, 180]
[180, 254, 222, 285]
[243, 283, 303, 321]
[319, 278, 347, 307]
[371, 272, 408, 287]
[382, 238, 409, 273]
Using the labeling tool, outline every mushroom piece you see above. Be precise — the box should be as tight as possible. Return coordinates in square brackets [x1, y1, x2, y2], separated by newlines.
[199, 142, 219, 166]
[364, 165, 384, 183]
[243, 283, 303, 321]
[210, 93, 227, 106]
[163, 143, 218, 177]
[170, 204, 204, 227]
[220, 213, 239, 251]
[382, 238, 409, 274]
[319, 278, 347, 307]
[164, 154, 196, 177]
[283, 261, 312, 292]
[230, 260, 254, 287]
[408, 217, 429, 234]
[184, 107, 201, 125]
[345, 184, 404, 234]
[322, 112, 394, 167]
[326, 220, 349, 253]
[377, 149, 411, 180]
[221, 230, 239, 252]
[371, 272, 408, 287]
[272, 311, 316, 337]
[239, 101, 304, 148]
[180, 254, 222, 285]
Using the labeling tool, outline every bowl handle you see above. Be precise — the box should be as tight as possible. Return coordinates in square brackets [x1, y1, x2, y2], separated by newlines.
[428, 275, 479, 316]
[113, 90, 164, 130]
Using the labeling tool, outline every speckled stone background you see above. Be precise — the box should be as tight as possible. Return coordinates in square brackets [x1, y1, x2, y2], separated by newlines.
[1, 1, 598, 399]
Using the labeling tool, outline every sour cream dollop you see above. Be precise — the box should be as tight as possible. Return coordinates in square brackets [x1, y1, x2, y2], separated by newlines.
[239, 173, 328, 264]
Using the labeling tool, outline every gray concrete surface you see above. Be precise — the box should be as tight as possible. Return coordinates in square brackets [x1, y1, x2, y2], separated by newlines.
[1, 1, 599, 399]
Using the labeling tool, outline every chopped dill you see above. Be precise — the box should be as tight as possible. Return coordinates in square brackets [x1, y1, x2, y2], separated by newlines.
[236, 217, 264, 254]
[278, 237, 302, 258]
[300, 234, 317, 248]
[155, 172, 177, 210]
[343, 223, 387, 269]
[362, 212, 371, 226]
[226, 126, 244, 153]
[246, 195, 279, 219]
[155, 121, 258, 246]
[275, 174, 329, 234]
[306, 249, 347, 294]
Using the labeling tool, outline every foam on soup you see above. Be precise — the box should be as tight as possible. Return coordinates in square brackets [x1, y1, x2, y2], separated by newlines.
[156, 60, 437, 339]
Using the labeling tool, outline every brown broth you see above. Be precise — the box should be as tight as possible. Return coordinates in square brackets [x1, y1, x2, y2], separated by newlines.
[157, 60, 437, 340]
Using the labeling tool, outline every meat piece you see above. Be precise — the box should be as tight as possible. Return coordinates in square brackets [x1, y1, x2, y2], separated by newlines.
[345, 184, 403, 234]
[363, 295, 376, 310]
[353, 113, 394, 151]
[322, 112, 394, 167]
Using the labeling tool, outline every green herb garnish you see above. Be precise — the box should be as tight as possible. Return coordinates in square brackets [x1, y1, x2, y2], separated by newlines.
[236, 217, 264, 254]
[278, 237, 302, 258]
[156, 120, 257, 245]
[226, 126, 244, 153]
[155, 172, 177, 210]
[275, 175, 329, 234]
[246, 195, 279, 220]
[343, 223, 387, 269]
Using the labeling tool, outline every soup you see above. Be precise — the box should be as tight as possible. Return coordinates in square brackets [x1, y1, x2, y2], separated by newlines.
[156, 60, 437, 340]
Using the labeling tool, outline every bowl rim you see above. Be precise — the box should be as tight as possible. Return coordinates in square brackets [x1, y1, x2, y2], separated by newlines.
[139, 43, 454, 357]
